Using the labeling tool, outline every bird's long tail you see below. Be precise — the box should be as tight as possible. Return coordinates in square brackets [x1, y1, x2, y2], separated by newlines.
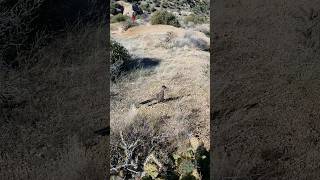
[139, 98, 156, 104]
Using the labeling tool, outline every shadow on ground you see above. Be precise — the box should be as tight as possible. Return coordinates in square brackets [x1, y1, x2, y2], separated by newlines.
[148, 94, 191, 106]
[127, 57, 161, 71]
[112, 57, 161, 82]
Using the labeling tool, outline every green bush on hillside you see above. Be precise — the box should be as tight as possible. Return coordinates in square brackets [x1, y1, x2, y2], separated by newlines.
[191, 1, 209, 15]
[150, 10, 180, 27]
[111, 14, 129, 23]
[110, 2, 116, 15]
[110, 40, 131, 81]
[140, 2, 150, 11]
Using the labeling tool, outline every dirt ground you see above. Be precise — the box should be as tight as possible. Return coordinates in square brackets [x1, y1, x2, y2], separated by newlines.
[212, 0, 320, 179]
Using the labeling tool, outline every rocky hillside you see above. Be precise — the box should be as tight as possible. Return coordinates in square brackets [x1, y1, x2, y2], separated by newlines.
[111, 0, 209, 17]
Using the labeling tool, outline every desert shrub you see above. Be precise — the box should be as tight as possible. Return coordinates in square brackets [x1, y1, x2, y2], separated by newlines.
[110, 2, 117, 15]
[122, 20, 137, 31]
[1, 0, 107, 68]
[111, 14, 129, 23]
[150, 10, 180, 27]
[111, 2, 125, 15]
[172, 31, 209, 51]
[140, 2, 150, 12]
[161, 1, 169, 8]
[191, 0, 209, 16]
[110, 115, 172, 179]
[185, 14, 208, 25]
[192, 24, 210, 37]
[158, 31, 178, 49]
[0, 0, 45, 68]
[204, 31, 210, 37]
[150, 6, 157, 12]
[154, 1, 161, 7]
[110, 40, 132, 81]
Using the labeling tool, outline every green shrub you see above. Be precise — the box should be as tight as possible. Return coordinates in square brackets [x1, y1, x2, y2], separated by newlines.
[178, 159, 195, 175]
[111, 14, 129, 23]
[110, 40, 131, 81]
[161, 1, 169, 8]
[151, 6, 157, 12]
[184, 14, 207, 24]
[140, 2, 150, 11]
[150, 11, 180, 27]
[110, 2, 116, 15]
[154, 1, 161, 7]
[191, 1, 209, 16]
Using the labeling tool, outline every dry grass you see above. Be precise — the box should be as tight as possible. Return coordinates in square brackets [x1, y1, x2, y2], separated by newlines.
[173, 31, 210, 51]
[212, 0, 320, 179]
[0, 21, 108, 179]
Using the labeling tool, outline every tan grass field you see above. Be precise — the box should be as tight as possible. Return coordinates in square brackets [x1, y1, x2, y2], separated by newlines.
[111, 23, 210, 149]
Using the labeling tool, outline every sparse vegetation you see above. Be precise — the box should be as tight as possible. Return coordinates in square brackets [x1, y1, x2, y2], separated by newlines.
[110, 114, 172, 179]
[172, 31, 209, 51]
[110, 111, 209, 179]
[150, 6, 157, 12]
[110, 2, 124, 15]
[161, 0, 169, 8]
[185, 14, 208, 25]
[150, 10, 181, 27]
[122, 20, 138, 31]
[140, 2, 151, 11]
[111, 14, 130, 23]
[191, 0, 209, 16]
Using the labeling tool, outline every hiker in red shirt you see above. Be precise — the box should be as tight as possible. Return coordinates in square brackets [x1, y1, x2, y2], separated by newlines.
[131, 11, 137, 24]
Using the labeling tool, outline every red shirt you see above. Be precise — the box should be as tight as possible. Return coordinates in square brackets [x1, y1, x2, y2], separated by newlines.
[131, 14, 136, 23]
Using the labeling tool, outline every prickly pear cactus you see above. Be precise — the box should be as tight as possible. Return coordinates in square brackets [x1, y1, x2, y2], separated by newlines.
[144, 163, 160, 179]
[178, 159, 195, 175]
[172, 137, 204, 180]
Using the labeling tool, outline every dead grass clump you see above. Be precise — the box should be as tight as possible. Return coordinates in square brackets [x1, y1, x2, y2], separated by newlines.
[173, 31, 209, 51]
[122, 20, 138, 31]
[0, 0, 45, 68]
[158, 31, 178, 49]
[110, 114, 173, 179]
[192, 24, 210, 37]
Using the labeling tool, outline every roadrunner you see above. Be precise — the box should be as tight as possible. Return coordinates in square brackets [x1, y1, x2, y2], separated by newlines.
[139, 85, 168, 105]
